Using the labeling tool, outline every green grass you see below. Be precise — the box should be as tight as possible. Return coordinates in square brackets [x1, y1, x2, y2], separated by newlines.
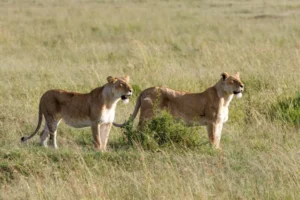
[270, 94, 300, 126]
[121, 111, 203, 151]
[1, 0, 300, 199]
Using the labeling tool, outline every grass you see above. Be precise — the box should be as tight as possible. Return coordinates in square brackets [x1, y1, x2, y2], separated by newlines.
[121, 111, 203, 150]
[1, 0, 300, 199]
[270, 94, 300, 126]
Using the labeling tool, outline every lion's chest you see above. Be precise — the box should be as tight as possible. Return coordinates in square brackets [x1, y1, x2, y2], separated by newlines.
[100, 107, 115, 124]
[219, 106, 229, 123]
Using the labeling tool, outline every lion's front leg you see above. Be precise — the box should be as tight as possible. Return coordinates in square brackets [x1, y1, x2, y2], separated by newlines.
[99, 123, 112, 152]
[215, 122, 223, 149]
[206, 122, 223, 149]
[91, 123, 101, 151]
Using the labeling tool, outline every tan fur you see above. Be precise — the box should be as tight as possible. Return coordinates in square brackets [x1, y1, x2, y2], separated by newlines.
[114, 72, 244, 149]
[21, 75, 133, 152]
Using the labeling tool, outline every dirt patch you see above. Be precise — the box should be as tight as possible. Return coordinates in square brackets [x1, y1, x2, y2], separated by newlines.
[252, 14, 288, 19]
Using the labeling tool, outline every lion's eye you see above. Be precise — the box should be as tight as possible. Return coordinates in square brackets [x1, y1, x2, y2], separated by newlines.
[120, 83, 124, 87]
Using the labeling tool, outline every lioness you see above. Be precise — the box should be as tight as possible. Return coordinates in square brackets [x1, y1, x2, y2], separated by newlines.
[114, 72, 244, 149]
[21, 75, 133, 151]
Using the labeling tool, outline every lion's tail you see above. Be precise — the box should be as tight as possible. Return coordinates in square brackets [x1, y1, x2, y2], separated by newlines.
[113, 93, 142, 128]
[21, 103, 43, 142]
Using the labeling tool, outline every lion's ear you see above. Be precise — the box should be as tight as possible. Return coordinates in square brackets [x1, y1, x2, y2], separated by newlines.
[221, 72, 229, 81]
[124, 75, 130, 83]
[107, 76, 117, 83]
[235, 72, 240, 79]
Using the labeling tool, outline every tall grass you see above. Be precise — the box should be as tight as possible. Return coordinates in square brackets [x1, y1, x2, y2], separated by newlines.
[1, 0, 300, 199]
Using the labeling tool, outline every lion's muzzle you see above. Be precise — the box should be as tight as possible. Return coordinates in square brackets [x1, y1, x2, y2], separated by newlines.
[121, 91, 132, 103]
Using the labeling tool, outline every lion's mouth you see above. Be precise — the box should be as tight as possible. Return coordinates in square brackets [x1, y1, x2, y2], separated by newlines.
[233, 90, 243, 98]
[121, 95, 130, 100]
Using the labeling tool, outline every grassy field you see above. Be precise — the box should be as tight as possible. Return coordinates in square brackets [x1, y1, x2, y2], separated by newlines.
[1, 0, 300, 199]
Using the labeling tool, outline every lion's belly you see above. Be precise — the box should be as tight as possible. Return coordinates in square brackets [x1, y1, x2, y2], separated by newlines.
[184, 119, 207, 126]
[170, 109, 207, 126]
[63, 117, 91, 128]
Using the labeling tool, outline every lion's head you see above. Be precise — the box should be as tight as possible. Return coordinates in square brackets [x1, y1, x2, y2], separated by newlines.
[221, 72, 244, 98]
[107, 75, 133, 103]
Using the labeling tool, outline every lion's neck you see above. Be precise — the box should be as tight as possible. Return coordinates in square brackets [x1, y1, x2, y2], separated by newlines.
[102, 85, 120, 108]
[214, 81, 234, 107]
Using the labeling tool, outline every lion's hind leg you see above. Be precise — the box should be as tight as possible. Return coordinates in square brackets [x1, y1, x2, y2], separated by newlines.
[137, 108, 154, 131]
[41, 118, 60, 149]
[40, 124, 49, 147]
[138, 98, 155, 130]
[48, 120, 60, 149]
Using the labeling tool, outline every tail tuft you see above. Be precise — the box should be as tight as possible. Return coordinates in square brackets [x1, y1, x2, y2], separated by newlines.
[21, 137, 26, 143]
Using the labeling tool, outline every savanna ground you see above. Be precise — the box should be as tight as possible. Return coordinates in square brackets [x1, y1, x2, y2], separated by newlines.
[1, 0, 300, 199]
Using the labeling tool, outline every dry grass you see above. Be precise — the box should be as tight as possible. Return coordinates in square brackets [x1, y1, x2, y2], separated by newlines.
[1, 0, 300, 199]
